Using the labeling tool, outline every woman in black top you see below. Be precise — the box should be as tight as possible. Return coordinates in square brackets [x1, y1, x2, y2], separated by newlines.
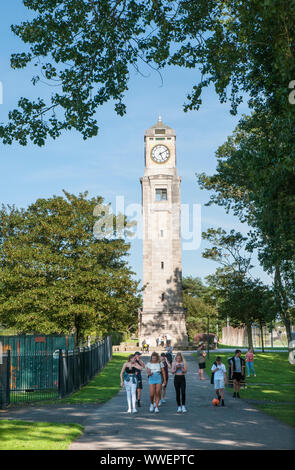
[120, 354, 143, 413]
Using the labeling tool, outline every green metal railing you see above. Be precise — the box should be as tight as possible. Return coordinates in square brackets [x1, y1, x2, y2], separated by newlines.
[0, 336, 112, 408]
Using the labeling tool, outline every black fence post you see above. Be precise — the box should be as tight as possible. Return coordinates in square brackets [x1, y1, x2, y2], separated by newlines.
[58, 349, 63, 399]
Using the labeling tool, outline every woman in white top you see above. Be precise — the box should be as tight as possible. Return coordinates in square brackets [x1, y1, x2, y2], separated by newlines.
[146, 352, 166, 413]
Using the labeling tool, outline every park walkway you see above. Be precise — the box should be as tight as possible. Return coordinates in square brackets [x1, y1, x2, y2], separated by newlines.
[68, 352, 295, 450]
[1, 352, 294, 449]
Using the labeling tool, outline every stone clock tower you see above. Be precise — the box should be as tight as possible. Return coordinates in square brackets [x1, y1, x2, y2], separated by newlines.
[139, 117, 188, 348]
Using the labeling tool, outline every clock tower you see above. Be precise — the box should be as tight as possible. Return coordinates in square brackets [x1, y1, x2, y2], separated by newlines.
[139, 117, 188, 348]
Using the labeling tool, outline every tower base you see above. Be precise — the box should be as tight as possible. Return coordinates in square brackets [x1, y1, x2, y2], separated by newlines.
[139, 310, 188, 349]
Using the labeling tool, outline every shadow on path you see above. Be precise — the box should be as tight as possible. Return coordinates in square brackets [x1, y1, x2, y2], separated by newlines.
[69, 353, 295, 450]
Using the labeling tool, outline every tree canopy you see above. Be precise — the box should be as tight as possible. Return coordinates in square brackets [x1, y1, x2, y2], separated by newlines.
[0, 191, 141, 345]
[1, 0, 294, 145]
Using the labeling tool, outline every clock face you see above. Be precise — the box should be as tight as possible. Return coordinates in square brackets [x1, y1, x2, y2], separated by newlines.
[151, 145, 170, 163]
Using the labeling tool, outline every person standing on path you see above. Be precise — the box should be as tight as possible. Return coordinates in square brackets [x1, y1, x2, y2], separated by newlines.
[211, 356, 227, 407]
[146, 352, 166, 413]
[229, 350, 245, 398]
[197, 347, 207, 380]
[134, 351, 145, 408]
[160, 353, 171, 404]
[245, 348, 256, 377]
[166, 344, 173, 365]
[120, 355, 144, 414]
[172, 352, 188, 413]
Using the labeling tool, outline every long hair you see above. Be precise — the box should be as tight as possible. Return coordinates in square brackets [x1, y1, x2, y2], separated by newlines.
[174, 352, 185, 364]
[150, 351, 160, 363]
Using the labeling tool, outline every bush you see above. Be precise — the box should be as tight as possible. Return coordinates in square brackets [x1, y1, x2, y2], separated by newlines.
[193, 333, 216, 348]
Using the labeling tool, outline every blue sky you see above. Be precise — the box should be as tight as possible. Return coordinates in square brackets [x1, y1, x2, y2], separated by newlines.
[0, 2, 273, 287]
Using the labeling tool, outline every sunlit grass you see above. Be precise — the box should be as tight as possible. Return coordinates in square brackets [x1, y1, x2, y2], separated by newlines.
[0, 420, 83, 450]
[58, 353, 129, 404]
[193, 351, 295, 428]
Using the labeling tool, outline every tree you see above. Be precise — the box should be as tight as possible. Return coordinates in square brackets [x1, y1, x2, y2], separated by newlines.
[182, 276, 218, 340]
[208, 269, 276, 349]
[198, 109, 295, 341]
[0, 190, 141, 345]
[1, 0, 294, 145]
[202, 227, 257, 345]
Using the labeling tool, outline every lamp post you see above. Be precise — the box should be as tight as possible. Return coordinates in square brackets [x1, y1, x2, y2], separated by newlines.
[207, 315, 210, 360]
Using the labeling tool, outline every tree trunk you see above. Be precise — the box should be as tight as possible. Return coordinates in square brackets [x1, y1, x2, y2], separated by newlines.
[260, 322, 265, 352]
[274, 265, 292, 343]
[245, 321, 253, 349]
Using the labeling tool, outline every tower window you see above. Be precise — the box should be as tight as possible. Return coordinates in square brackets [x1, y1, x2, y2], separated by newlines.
[161, 293, 165, 301]
[155, 129, 166, 134]
[156, 188, 167, 201]
[161, 261, 164, 269]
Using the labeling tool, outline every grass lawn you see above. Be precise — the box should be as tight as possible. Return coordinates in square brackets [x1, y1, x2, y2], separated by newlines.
[59, 352, 129, 404]
[199, 351, 295, 428]
[7, 353, 129, 406]
[217, 343, 287, 350]
[0, 420, 83, 450]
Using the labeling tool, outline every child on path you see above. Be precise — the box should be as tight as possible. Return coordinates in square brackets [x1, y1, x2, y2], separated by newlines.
[245, 348, 256, 377]
[197, 348, 207, 380]
[211, 356, 227, 406]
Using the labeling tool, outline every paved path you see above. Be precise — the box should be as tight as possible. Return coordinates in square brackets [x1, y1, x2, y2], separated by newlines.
[69, 353, 295, 450]
[1, 352, 294, 449]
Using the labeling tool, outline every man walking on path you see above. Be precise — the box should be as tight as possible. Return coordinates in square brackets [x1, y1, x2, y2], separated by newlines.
[229, 350, 245, 398]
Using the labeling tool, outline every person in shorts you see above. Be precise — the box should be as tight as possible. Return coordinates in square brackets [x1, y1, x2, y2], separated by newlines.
[197, 347, 207, 380]
[229, 350, 245, 398]
[211, 356, 227, 406]
[160, 353, 171, 404]
[146, 352, 166, 413]
[134, 351, 145, 407]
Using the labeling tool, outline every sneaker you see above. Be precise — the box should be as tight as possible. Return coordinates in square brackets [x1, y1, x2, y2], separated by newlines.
[153, 402, 156, 407]
[149, 404, 154, 412]
[132, 409, 138, 414]
[162, 399, 166, 404]
[159, 400, 162, 406]
[154, 407, 159, 413]
[182, 405, 187, 413]
[177, 406, 182, 413]
[254, 374, 256, 377]
[127, 409, 132, 413]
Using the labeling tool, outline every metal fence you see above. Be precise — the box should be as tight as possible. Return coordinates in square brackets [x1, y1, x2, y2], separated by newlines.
[59, 337, 112, 398]
[0, 334, 75, 355]
[0, 336, 112, 408]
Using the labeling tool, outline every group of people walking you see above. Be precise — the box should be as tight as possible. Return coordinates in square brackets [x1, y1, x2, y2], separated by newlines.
[120, 346, 257, 413]
[120, 350, 187, 414]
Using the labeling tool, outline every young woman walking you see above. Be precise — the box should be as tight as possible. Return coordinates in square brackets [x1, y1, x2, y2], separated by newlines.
[120, 354, 143, 414]
[146, 352, 166, 413]
[172, 352, 188, 413]
[197, 348, 207, 380]
[160, 353, 171, 404]
[245, 348, 256, 377]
